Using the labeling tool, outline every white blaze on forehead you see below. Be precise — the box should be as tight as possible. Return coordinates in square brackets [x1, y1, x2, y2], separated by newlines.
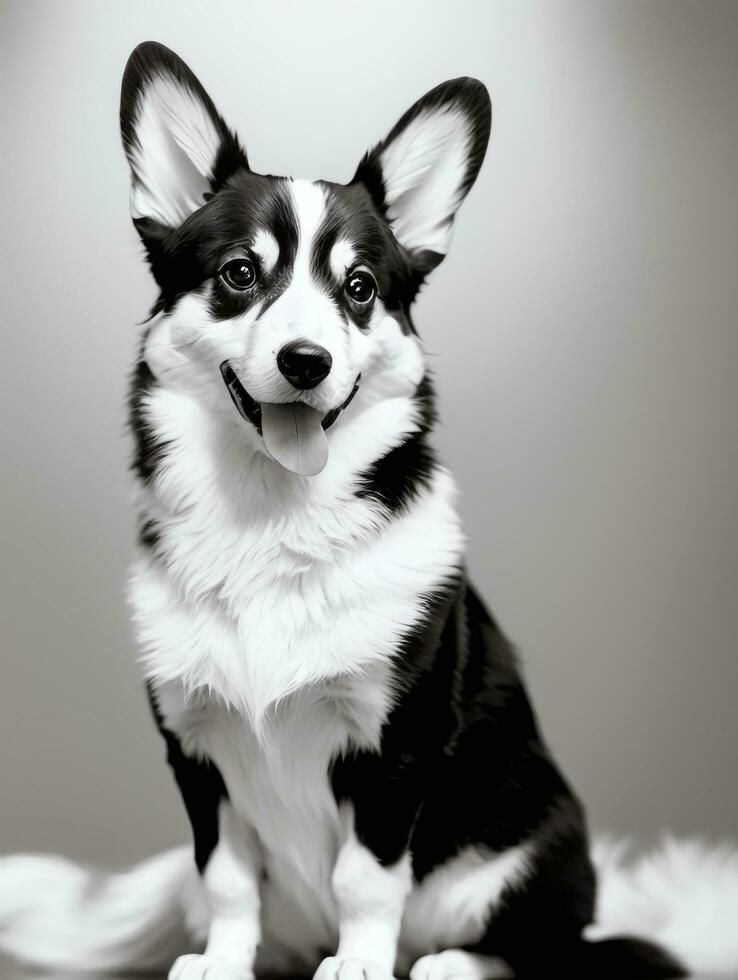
[329, 239, 357, 282]
[252, 228, 280, 274]
[253, 180, 335, 477]
[289, 179, 329, 280]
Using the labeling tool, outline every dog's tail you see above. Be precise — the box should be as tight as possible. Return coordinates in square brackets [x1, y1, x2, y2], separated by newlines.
[589, 834, 738, 976]
[0, 837, 736, 976]
[0, 845, 201, 973]
[550, 935, 685, 978]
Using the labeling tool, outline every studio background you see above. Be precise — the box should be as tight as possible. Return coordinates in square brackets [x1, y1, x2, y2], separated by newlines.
[1, 0, 736, 867]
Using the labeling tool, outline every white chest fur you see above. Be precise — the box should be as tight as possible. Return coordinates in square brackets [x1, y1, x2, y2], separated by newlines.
[128, 386, 465, 727]
[153, 674, 394, 966]
[127, 383, 466, 964]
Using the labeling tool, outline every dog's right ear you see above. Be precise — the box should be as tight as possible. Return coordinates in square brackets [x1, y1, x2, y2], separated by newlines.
[120, 42, 247, 231]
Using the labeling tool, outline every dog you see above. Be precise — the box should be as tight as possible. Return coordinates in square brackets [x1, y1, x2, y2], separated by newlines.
[0, 41, 697, 980]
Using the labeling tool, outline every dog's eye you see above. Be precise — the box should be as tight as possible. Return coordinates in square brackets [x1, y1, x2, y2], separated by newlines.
[345, 271, 376, 306]
[219, 258, 257, 291]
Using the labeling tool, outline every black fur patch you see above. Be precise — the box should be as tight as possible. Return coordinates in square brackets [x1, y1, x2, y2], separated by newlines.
[120, 47, 476, 328]
[332, 578, 582, 869]
[331, 579, 684, 977]
[313, 182, 418, 333]
[137, 516, 161, 552]
[136, 173, 299, 319]
[147, 683, 227, 874]
[331, 577, 593, 941]
[331, 573, 463, 867]
[354, 374, 437, 515]
[128, 356, 169, 486]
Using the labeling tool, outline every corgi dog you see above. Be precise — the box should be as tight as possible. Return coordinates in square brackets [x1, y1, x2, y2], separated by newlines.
[0, 41, 692, 980]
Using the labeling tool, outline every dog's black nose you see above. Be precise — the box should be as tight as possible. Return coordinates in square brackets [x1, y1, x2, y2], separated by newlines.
[276, 340, 332, 390]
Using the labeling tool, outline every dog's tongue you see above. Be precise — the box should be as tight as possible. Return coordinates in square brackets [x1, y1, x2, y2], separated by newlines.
[260, 402, 328, 476]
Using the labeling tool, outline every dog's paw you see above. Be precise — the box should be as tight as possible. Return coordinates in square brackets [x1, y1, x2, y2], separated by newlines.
[313, 955, 393, 980]
[169, 953, 254, 980]
[409, 950, 512, 980]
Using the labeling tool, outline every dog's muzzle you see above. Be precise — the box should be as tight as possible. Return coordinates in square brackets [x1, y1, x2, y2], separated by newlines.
[220, 361, 360, 477]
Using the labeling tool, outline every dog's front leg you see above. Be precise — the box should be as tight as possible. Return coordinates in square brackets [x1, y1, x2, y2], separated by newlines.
[315, 799, 414, 980]
[148, 685, 262, 980]
[171, 801, 262, 980]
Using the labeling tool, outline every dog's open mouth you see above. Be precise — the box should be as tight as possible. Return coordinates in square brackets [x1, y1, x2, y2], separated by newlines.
[220, 361, 360, 477]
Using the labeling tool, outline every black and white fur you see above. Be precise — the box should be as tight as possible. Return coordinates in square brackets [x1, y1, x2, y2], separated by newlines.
[2, 41, 735, 980]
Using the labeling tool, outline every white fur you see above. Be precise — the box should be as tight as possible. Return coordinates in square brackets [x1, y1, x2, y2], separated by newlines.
[589, 834, 738, 974]
[3, 836, 738, 974]
[138, 179, 426, 465]
[331, 811, 413, 972]
[114, 154, 738, 974]
[191, 802, 261, 976]
[0, 846, 195, 973]
[154, 665, 400, 975]
[131, 460, 462, 727]
[5, 59, 733, 980]
[329, 239, 357, 281]
[399, 845, 532, 970]
[168, 803, 261, 979]
[129, 247, 455, 728]
[170, 953, 252, 980]
[410, 949, 512, 980]
[128, 72, 222, 226]
[380, 107, 472, 256]
[149, 669, 533, 977]
[252, 228, 280, 274]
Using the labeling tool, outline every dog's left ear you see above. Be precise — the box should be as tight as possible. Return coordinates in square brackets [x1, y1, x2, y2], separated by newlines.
[120, 41, 247, 230]
[353, 78, 491, 272]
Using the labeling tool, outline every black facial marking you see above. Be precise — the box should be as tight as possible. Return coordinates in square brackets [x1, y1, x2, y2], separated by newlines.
[136, 173, 299, 319]
[310, 219, 339, 290]
[312, 182, 419, 334]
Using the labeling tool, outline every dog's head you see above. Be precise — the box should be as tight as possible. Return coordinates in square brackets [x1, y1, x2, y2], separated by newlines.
[120, 42, 490, 477]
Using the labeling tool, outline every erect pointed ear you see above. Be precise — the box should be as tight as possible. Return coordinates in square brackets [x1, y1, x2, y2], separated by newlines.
[120, 42, 247, 229]
[353, 78, 491, 272]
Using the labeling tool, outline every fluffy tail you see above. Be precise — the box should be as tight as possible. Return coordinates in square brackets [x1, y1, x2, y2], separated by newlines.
[0, 837, 736, 976]
[590, 834, 738, 976]
[0, 845, 198, 973]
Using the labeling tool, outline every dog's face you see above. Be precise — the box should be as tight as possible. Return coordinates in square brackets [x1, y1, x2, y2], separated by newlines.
[120, 43, 490, 476]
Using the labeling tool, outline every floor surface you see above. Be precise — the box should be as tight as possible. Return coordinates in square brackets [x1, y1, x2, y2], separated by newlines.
[1, 952, 728, 980]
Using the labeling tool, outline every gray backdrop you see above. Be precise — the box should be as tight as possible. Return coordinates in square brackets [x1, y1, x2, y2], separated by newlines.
[1, 0, 736, 868]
